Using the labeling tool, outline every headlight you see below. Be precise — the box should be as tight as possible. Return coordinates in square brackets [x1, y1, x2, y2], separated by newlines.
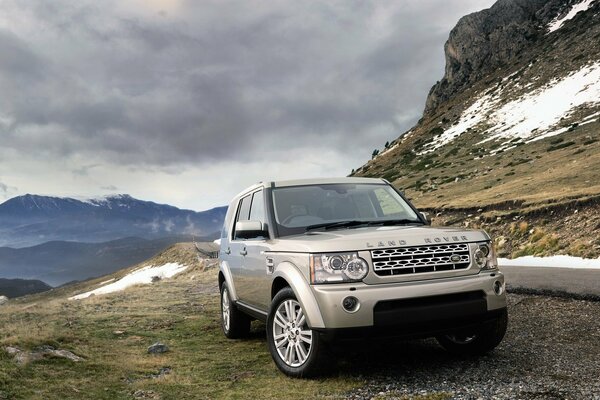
[475, 241, 498, 270]
[310, 252, 369, 284]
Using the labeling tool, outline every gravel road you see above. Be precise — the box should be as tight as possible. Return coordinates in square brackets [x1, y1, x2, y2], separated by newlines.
[340, 293, 600, 400]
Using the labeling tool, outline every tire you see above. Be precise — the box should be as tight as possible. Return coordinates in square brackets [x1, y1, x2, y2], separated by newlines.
[266, 287, 326, 377]
[220, 283, 251, 339]
[436, 309, 508, 356]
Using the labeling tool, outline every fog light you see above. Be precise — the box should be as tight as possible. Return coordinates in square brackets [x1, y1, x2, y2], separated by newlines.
[493, 280, 504, 295]
[342, 296, 360, 312]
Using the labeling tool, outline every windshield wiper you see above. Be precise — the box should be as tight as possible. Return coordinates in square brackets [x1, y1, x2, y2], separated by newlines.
[305, 220, 369, 232]
[367, 219, 423, 226]
[305, 218, 422, 232]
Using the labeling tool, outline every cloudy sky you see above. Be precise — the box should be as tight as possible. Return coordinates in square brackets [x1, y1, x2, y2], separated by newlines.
[0, 0, 494, 211]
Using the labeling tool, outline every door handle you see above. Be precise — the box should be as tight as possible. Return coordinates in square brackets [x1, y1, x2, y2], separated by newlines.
[240, 248, 247, 256]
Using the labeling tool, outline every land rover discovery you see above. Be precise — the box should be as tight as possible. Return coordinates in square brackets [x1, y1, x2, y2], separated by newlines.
[218, 178, 507, 377]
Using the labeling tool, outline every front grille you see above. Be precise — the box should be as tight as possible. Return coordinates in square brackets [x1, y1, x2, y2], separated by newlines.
[371, 243, 470, 276]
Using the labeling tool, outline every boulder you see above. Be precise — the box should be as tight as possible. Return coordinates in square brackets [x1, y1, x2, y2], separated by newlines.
[147, 342, 169, 354]
[0, 296, 8, 305]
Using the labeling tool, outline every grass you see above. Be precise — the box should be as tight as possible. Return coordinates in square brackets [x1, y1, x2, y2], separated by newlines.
[0, 246, 363, 400]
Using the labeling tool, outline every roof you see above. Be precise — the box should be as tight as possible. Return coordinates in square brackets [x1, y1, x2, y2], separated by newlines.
[233, 177, 386, 199]
[271, 177, 385, 188]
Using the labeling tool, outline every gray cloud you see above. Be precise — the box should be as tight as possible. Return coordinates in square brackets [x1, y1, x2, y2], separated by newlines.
[0, 181, 17, 199]
[0, 0, 495, 208]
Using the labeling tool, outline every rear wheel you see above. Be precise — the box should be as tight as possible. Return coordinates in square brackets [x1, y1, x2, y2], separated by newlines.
[436, 309, 508, 355]
[266, 287, 326, 377]
[220, 283, 251, 339]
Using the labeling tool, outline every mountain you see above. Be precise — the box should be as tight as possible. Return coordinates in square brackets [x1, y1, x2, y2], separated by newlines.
[0, 194, 226, 248]
[0, 278, 52, 298]
[0, 236, 207, 286]
[353, 0, 600, 258]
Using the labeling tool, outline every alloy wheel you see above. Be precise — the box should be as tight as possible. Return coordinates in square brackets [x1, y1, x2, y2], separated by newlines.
[271, 299, 312, 367]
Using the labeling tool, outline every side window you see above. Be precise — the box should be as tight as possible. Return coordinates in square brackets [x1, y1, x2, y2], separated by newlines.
[232, 195, 252, 240]
[237, 195, 252, 222]
[249, 190, 265, 223]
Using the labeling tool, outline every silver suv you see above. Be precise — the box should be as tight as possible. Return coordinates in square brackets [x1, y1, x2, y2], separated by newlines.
[218, 178, 507, 377]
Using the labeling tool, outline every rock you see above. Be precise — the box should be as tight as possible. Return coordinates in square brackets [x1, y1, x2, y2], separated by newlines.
[4, 345, 84, 364]
[497, 236, 507, 248]
[0, 296, 8, 305]
[113, 330, 125, 335]
[425, 0, 560, 113]
[47, 348, 85, 362]
[151, 276, 161, 283]
[5, 346, 21, 355]
[147, 342, 169, 354]
[132, 390, 160, 399]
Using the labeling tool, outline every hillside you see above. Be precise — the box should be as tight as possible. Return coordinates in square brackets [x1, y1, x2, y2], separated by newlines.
[0, 278, 51, 298]
[353, 0, 600, 258]
[0, 194, 226, 248]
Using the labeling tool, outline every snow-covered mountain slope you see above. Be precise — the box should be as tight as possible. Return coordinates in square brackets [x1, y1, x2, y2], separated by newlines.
[422, 61, 600, 155]
[547, 0, 597, 33]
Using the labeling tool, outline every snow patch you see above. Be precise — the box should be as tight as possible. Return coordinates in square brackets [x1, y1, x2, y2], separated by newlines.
[421, 62, 600, 154]
[499, 255, 600, 269]
[69, 263, 188, 300]
[547, 0, 596, 33]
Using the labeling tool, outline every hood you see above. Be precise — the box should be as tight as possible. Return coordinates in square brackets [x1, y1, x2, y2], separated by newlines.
[268, 225, 489, 253]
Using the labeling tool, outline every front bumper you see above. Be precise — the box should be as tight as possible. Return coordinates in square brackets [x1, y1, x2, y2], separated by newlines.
[309, 271, 506, 329]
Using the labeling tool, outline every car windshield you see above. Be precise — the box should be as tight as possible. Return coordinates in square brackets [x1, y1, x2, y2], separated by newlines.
[271, 183, 421, 237]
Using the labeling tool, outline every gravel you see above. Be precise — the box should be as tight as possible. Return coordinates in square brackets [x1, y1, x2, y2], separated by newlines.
[339, 293, 600, 400]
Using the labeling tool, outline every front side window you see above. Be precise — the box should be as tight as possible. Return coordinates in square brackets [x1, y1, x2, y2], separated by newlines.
[271, 183, 421, 237]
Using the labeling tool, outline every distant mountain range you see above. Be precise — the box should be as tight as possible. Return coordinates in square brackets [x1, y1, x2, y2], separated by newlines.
[0, 235, 209, 287]
[0, 194, 226, 287]
[0, 194, 226, 248]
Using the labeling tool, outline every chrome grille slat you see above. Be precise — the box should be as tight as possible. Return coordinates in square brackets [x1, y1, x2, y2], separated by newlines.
[371, 243, 470, 276]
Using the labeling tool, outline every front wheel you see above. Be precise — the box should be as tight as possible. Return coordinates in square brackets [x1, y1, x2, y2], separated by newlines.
[436, 309, 508, 356]
[266, 287, 326, 377]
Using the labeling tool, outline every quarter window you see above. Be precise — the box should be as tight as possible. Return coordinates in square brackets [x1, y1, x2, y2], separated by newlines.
[249, 190, 265, 223]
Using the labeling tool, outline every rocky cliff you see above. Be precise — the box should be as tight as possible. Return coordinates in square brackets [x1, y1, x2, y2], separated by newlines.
[425, 0, 596, 113]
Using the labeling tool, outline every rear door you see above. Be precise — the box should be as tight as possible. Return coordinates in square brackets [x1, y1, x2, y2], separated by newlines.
[229, 194, 252, 297]
[239, 190, 271, 309]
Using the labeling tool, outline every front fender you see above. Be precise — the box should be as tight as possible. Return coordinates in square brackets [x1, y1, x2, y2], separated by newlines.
[273, 262, 325, 329]
[219, 260, 238, 301]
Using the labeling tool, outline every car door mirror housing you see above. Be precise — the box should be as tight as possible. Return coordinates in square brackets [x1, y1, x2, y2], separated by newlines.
[235, 220, 268, 239]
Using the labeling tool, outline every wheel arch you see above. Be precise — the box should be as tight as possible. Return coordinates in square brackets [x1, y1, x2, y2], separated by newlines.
[272, 262, 325, 329]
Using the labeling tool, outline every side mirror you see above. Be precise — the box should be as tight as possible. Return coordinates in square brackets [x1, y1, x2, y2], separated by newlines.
[420, 212, 431, 225]
[235, 220, 268, 240]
